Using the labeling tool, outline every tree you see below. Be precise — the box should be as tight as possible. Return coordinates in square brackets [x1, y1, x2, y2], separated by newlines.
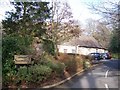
[2, 2, 52, 86]
[87, 1, 120, 53]
[84, 19, 111, 48]
[45, 0, 82, 57]
[2, 2, 51, 38]
[56, 20, 82, 43]
[2, 2, 52, 63]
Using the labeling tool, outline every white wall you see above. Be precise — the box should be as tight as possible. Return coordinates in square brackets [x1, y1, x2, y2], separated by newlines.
[78, 47, 89, 55]
[58, 45, 108, 55]
[58, 45, 77, 54]
[78, 47, 98, 55]
[97, 48, 105, 53]
[89, 48, 97, 53]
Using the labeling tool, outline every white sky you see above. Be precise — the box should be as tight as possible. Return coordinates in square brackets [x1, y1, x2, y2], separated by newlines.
[67, 0, 103, 27]
[0, 0, 119, 26]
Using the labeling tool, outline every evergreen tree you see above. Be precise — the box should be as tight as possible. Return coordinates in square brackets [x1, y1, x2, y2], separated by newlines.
[2, 2, 51, 37]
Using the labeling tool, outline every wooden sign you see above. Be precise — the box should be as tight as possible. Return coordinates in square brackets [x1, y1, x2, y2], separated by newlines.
[14, 55, 31, 64]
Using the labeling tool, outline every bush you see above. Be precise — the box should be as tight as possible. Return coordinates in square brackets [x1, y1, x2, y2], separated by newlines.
[111, 53, 120, 59]
[64, 59, 77, 73]
[2, 35, 33, 86]
[55, 62, 65, 75]
[83, 59, 91, 70]
[39, 53, 65, 76]
[2, 35, 33, 63]
[42, 39, 55, 55]
[29, 64, 52, 82]
[2, 59, 17, 86]
[59, 54, 84, 74]
[17, 66, 28, 83]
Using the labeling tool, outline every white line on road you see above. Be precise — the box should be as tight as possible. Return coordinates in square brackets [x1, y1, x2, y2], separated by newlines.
[105, 70, 109, 78]
[105, 84, 109, 90]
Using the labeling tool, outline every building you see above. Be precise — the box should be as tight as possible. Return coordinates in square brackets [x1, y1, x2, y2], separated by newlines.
[58, 35, 107, 55]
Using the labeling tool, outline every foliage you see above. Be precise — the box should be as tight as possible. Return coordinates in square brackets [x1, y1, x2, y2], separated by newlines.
[83, 60, 91, 70]
[109, 30, 120, 53]
[17, 66, 28, 82]
[59, 54, 83, 74]
[2, 2, 51, 37]
[64, 59, 76, 73]
[2, 35, 33, 63]
[111, 53, 120, 59]
[29, 64, 52, 82]
[46, 1, 79, 57]
[83, 19, 111, 49]
[88, 1, 120, 51]
[54, 62, 65, 75]
[2, 35, 33, 86]
[42, 39, 55, 55]
[2, 59, 17, 86]
[40, 53, 65, 75]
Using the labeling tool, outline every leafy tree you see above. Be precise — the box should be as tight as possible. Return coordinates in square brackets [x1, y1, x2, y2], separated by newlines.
[42, 39, 55, 55]
[109, 28, 120, 53]
[2, 2, 52, 86]
[2, 2, 51, 38]
[2, 2, 52, 60]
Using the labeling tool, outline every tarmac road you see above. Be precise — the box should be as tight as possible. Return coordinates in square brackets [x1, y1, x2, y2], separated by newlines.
[54, 59, 120, 89]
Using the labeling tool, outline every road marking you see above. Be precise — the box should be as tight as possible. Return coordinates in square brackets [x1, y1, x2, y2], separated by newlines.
[105, 84, 109, 90]
[105, 70, 109, 78]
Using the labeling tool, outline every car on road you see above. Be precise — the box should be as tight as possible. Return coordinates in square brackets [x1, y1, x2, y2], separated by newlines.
[88, 53, 101, 64]
[100, 53, 111, 59]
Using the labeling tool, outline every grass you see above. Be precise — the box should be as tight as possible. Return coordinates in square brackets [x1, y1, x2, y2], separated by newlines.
[111, 53, 120, 59]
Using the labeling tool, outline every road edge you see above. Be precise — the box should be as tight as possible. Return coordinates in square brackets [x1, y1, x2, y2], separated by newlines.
[42, 64, 100, 88]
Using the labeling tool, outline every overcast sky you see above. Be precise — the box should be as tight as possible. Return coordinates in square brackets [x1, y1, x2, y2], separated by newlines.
[0, 0, 103, 21]
[0, 0, 119, 26]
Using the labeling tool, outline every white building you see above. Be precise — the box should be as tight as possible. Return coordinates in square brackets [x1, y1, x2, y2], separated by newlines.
[58, 35, 107, 55]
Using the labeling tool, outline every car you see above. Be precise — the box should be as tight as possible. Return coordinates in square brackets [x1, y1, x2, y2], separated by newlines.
[89, 53, 101, 60]
[89, 53, 101, 64]
[88, 53, 101, 64]
[100, 53, 111, 59]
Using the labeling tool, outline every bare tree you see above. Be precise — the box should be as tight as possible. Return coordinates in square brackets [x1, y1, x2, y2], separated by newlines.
[85, 1, 120, 52]
[45, 0, 82, 57]
[88, 1, 120, 28]
[84, 19, 111, 48]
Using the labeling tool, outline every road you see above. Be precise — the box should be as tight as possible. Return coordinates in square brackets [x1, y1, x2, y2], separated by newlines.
[54, 59, 120, 89]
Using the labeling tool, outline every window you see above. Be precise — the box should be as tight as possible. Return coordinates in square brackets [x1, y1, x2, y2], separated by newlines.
[72, 49, 76, 53]
[64, 49, 67, 53]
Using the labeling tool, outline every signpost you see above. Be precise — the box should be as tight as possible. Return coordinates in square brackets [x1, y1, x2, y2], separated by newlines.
[14, 55, 31, 65]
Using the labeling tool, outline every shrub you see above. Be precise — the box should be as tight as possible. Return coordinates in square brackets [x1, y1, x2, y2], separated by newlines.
[39, 53, 65, 76]
[55, 62, 65, 75]
[2, 35, 33, 64]
[17, 66, 28, 83]
[42, 39, 55, 55]
[29, 64, 52, 82]
[83, 59, 91, 70]
[2, 59, 17, 86]
[2, 35, 33, 86]
[59, 54, 84, 74]
[111, 53, 120, 59]
[64, 59, 77, 73]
